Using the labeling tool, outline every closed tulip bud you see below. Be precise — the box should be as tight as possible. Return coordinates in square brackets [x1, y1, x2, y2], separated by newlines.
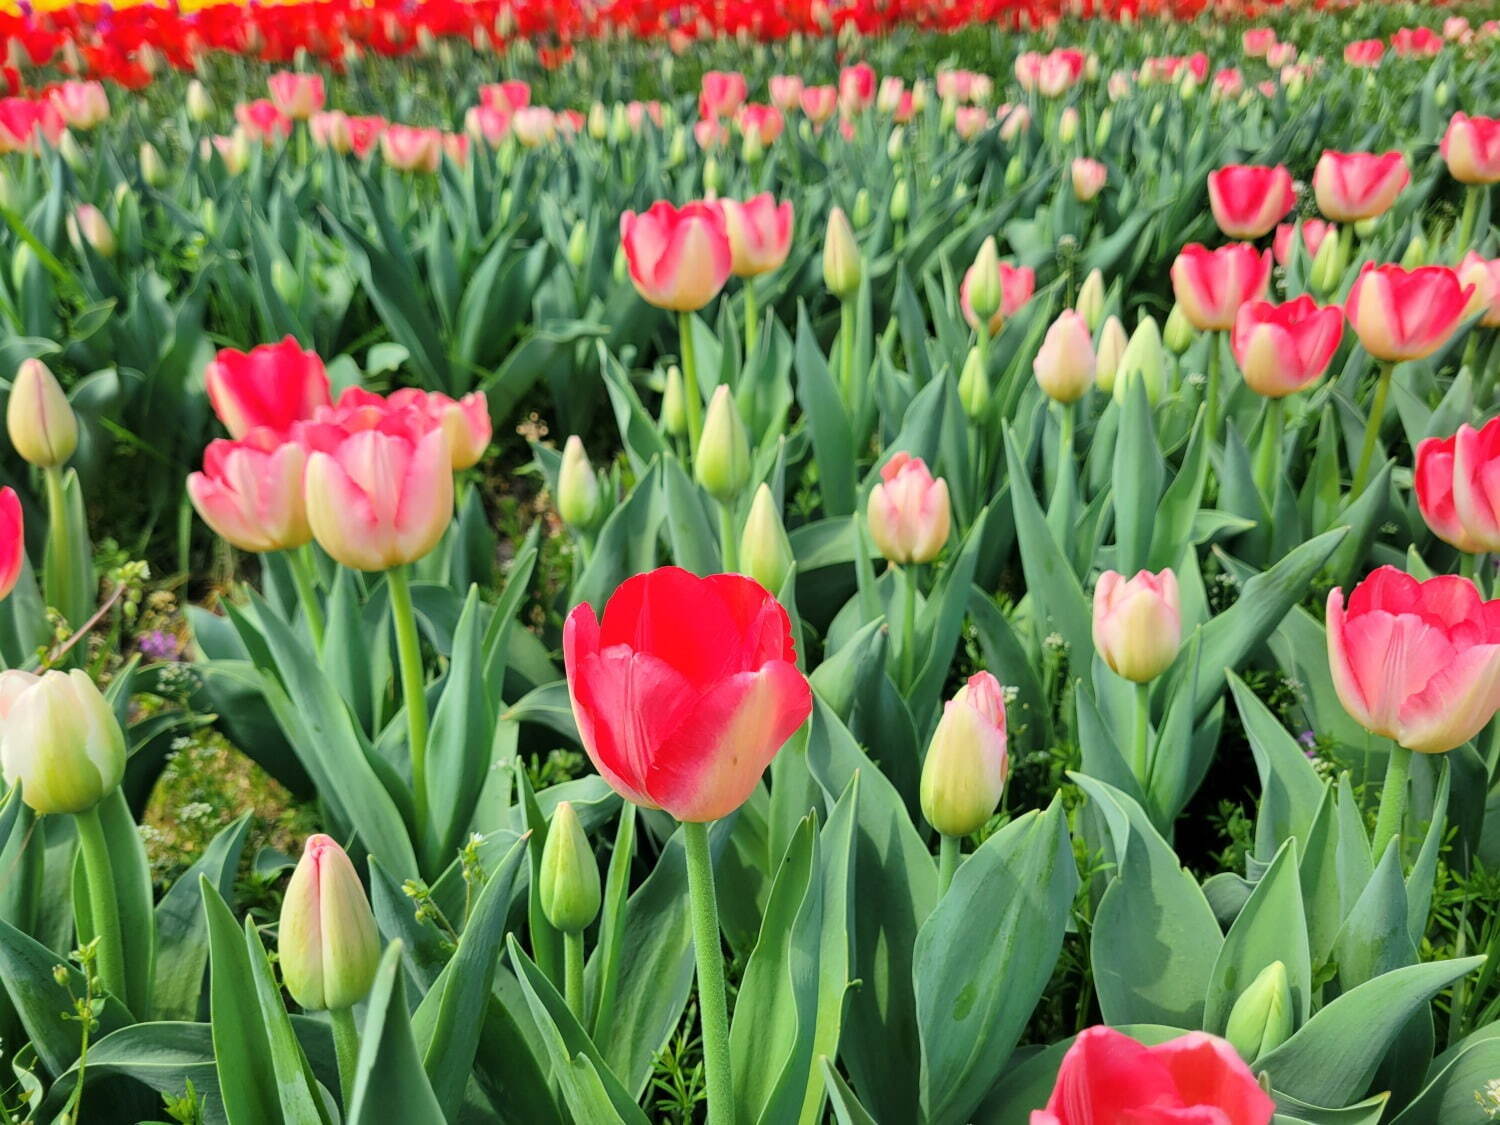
[920, 672, 1008, 838]
[0, 669, 125, 815]
[958, 346, 990, 417]
[1057, 106, 1079, 143]
[1285, 71, 1304, 100]
[186, 79, 214, 122]
[278, 835, 380, 1011]
[939, 98, 957, 131]
[69, 205, 114, 258]
[539, 802, 601, 933]
[8, 358, 77, 468]
[1224, 960, 1294, 1063]
[662, 365, 688, 436]
[887, 127, 905, 162]
[1163, 304, 1194, 354]
[566, 220, 588, 268]
[703, 155, 721, 194]
[1093, 568, 1181, 683]
[611, 244, 628, 284]
[1308, 228, 1347, 298]
[739, 482, 794, 594]
[1435, 81, 1450, 106]
[1113, 316, 1167, 405]
[1094, 315, 1127, 394]
[1399, 227, 1427, 269]
[1033, 310, 1096, 403]
[695, 385, 750, 501]
[1094, 108, 1112, 147]
[965, 237, 1003, 326]
[891, 179, 909, 222]
[668, 128, 687, 166]
[558, 435, 602, 528]
[741, 129, 764, 164]
[57, 130, 85, 173]
[1354, 217, 1379, 239]
[1005, 153, 1025, 189]
[852, 188, 872, 228]
[823, 207, 862, 299]
[587, 102, 608, 140]
[139, 142, 166, 187]
[1075, 269, 1106, 331]
[609, 103, 630, 144]
[867, 452, 950, 564]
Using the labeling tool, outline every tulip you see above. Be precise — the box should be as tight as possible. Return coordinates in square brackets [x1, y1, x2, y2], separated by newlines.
[1442, 113, 1500, 185]
[823, 207, 862, 299]
[8, 357, 77, 469]
[735, 104, 783, 148]
[267, 71, 325, 120]
[68, 204, 114, 258]
[1243, 28, 1277, 57]
[0, 487, 20, 602]
[661, 365, 688, 437]
[511, 107, 556, 148]
[383, 388, 491, 470]
[839, 62, 876, 114]
[49, 81, 108, 131]
[1071, 158, 1107, 202]
[1451, 418, 1500, 552]
[695, 385, 751, 507]
[867, 452, 951, 567]
[1094, 315, 1128, 394]
[235, 99, 291, 144]
[186, 79, 215, 122]
[0, 668, 123, 816]
[540, 800, 601, 935]
[1232, 296, 1344, 398]
[953, 106, 987, 142]
[768, 75, 803, 112]
[1170, 243, 1271, 332]
[1094, 567, 1181, 687]
[720, 194, 792, 278]
[890, 177, 909, 221]
[1460, 253, 1500, 327]
[204, 337, 332, 440]
[960, 254, 1034, 338]
[1308, 225, 1349, 297]
[1074, 269, 1106, 332]
[1344, 39, 1385, 66]
[921, 673, 1008, 864]
[1113, 316, 1167, 406]
[1033, 1027, 1275, 1125]
[1345, 263, 1471, 363]
[188, 435, 311, 554]
[1313, 150, 1409, 222]
[380, 124, 441, 173]
[1272, 219, 1336, 267]
[1415, 421, 1497, 553]
[799, 85, 838, 125]
[1163, 305, 1195, 355]
[1224, 960, 1295, 1063]
[1207, 164, 1296, 239]
[1033, 310, 1095, 404]
[958, 347, 990, 419]
[739, 482, 793, 595]
[558, 435, 603, 530]
[619, 200, 732, 313]
[1056, 107, 1079, 144]
[699, 71, 748, 119]
[279, 834, 380, 1011]
[963, 238, 1003, 329]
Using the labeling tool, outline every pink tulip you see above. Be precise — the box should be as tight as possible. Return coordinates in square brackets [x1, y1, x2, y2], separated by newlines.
[619, 200, 733, 312]
[1442, 113, 1500, 185]
[877, 76, 905, 115]
[867, 452, 951, 565]
[234, 99, 292, 143]
[736, 104, 783, 146]
[1266, 42, 1298, 67]
[0, 98, 61, 153]
[1093, 569, 1181, 683]
[693, 119, 726, 149]
[1071, 158, 1107, 202]
[799, 85, 838, 125]
[465, 105, 511, 147]
[0, 487, 21, 602]
[267, 71, 325, 120]
[346, 116, 385, 159]
[511, 107, 557, 147]
[1327, 566, 1500, 753]
[1038, 49, 1087, 97]
[384, 388, 491, 470]
[627, 101, 663, 131]
[960, 258, 1034, 336]
[1313, 150, 1409, 222]
[954, 106, 988, 141]
[699, 71, 748, 119]
[839, 62, 876, 113]
[1272, 219, 1336, 266]
[1242, 27, 1277, 57]
[188, 433, 311, 553]
[1459, 253, 1500, 327]
[1417, 418, 1500, 552]
[442, 133, 469, 167]
[768, 75, 804, 112]
[1391, 27, 1443, 58]
[997, 104, 1031, 142]
[1344, 39, 1385, 66]
[380, 125, 441, 173]
[310, 111, 353, 152]
[1170, 243, 1272, 332]
[47, 81, 108, 130]
[1207, 164, 1296, 239]
[1232, 296, 1344, 397]
[303, 427, 453, 572]
[479, 80, 530, 112]
[1416, 429, 1483, 551]
[720, 194, 793, 278]
[1213, 68, 1245, 98]
[1032, 310, 1096, 403]
[205, 337, 331, 440]
[1032, 1027, 1274, 1125]
[1445, 16, 1473, 41]
[1345, 263, 1472, 362]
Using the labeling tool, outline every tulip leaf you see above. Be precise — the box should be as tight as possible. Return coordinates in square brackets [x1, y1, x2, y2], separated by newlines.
[1229, 672, 1326, 861]
[425, 586, 494, 868]
[1112, 374, 1165, 574]
[1390, 1027, 1500, 1124]
[152, 815, 251, 1022]
[241, 917, 335, 1124]
[794, 302, 857, 516]
[348, 943, 446, 1124]
[822, 1056, 880, 1125]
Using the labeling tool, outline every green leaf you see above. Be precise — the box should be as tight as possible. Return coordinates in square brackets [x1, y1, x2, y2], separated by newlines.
[1390, 1028, 1500, 1124]
[1112, 376, 1165, 574]
[822, 1057, 880, 1125]
[794, 303, 857, 516]
[153, 816, 251, 1021]
[242, 918, 334, 1124]
[201, 877, 283, 1125]
[425, 586, 494, 867]
[1332, 842, 1415, 991]
[41, 1022, 225, 1125]
[1229, 673, 1326, 863]
[348, 943, 447, 1124]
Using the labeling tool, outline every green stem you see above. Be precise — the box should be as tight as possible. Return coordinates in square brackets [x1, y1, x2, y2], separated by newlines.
[330, 1006, 360, 1110]
[74, 806, 126, 1004]
[1204, 332, 1221, 447]
[1461, 329, 1480, 377]
[839, 299, 856, 408]
[682, 821, 733, 1125]
[743, 281, 758, 364]
[1351, 362, 1395, 500]
[1457, 183, 1481, 254]
[386, 565, 429, 834]
[1253, 397, 1284, 501]
[977, 319, 991, 376]
[1371, 742, 1412, 863]
[1058, 400, 1076, 465]
[718, 502, 738, 572]
[43, 465, 74, 625]
[937, 834, 960, 897]
[1132, 681, 1152, 789]
[564, 931, 585, 1020]
[679, 311, 704, 452]
[899, 564, 917, 690]
[287, 547, 325, 651]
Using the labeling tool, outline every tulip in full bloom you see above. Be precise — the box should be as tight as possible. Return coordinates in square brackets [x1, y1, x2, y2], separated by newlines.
[1170, 243, 1271, 332]
[1207, 164, 1296, 239]
[1391, 27, 1443, 58]
[1345, 263, 1472, 362]
[619, 201, 732, 312]
[0, 669, 125, 815]
[920, 672, 1008, 838]
[48, 81, 108, 130]
[381, 125, 442, 173]
[1071, 158, 1107, 202]
[1232, 296, 1345, 397]
[1460, 253, 1500, 327]
[1344, 39, 1385, 66]
[699, 71, 748, 119]
[303, 428, 454, 572]
[719, 194, 793, 278]
[1031, 1027, 1274, 1125]
[1033, 310, 1095, 403]
[960, 252, 1034, 336]
[8, 357, 78, 469]
[1415, 419, 1500, 552]
[278, 835, 380, 1011]
[562, 567, 812, 822]
[204, 337, 331, 440]
[1272, 219, 1336, 266]
[0, 488, 20, 602]
[381, 387, 491, 470]
[1442, 113, 1500, 185]
[1093, 569, 1181, 683]
[1313, 150, 1409, 222]
[867, 452, 951, 565]
[188, 435, 310, 554]
[480, 80, 530, 112]
[1327, 567, 1500, 753]
[267, 71, 325, 120]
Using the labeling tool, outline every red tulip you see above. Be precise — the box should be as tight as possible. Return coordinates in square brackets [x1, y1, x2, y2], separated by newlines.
[205, 337, 332, 441]
[1459, 253, 1500, 327]
[1032, 1026, 1274, 1125]
[562, 567, 812, 822]
[838, 62, 876, 113]
[1207, 164, 1296, 239]
[267, 71, 325, 120]
[1170, 243, 1272, 332]
[1313, 150, 1409, 222]
[619, 200, 732, 312]
[1242, 27, 1277, 57]
[1328, 566, 1500, 753]
[1345, 264, 1472, 362]
[1344, 39, 1386, 67]
[699, 70, 748, 119]
[1416, 418, 1500, 552]
[345, 116, 385, 159]
[1442, 112, 1500, 185]
[1232, 296, 1344, 397]
[234, 99, 292, 143]
[720, 194, 793, 278]
[1416, 429, 1481, 551]
[188, 433, 311, 554]
[1391, 27, 1443, 58]
[1272, 219, 1336, 266]
[0, 487, 22, 602]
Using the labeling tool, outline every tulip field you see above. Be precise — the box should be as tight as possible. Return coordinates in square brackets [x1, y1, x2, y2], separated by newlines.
[5, 0, 1500, 1122]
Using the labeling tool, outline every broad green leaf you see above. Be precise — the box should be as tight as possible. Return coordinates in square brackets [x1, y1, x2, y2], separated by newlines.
[347, 943, 447, 1124]
[153, 816, 251, 1021]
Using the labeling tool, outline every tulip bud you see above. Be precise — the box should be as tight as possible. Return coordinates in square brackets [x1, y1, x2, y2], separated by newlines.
[139, 142, 167, 188]
[539, 802, 602, 933]
[1033, 310, 1096, 403]
[920, 672, 1008, 838]
[695, 385, 751, 502]
[57, 131, 85, 173]
[1092, 568, 1181, 682]
[739, 482, 794, 594]
[703, 155, 721, 195]
[1163, 303, 1195, 354]
[1309, 228, 1348, 298]
[667, 128, 687, 166]
[886, 127, 905, 162]
[958, 346, 990, 418]
[823, 207, 862, 299]
[1005, 153, 1025, 189]
[278, 835, 380, 1011]
[891, 180, 909, 222]
[1057, 106, 1079, 144]
[0, 669, 125, 815]
[1094, 108, 1112, 147]
[661, 365, 688, 436]
[566, 220, 588, 269]
[186, 79, 214, 122]
[587, 102, 608, 140]
[1113, 316, 1167, 405]
[611, 243, 628, 285]
[608, 102, 630, 145]
[1399, 226, 1427, 269]
[939, 98, 957, 131]
[68, 205, 115, 258]
[852, 188, 873, 228]
[1094, 314, 1128, 394]
[965, 237, 1003, 327]
[1353, 217, 1379, 239]
[1224, 960, 1294, 1062]
[8, 358, 78, 469]
[558, 435, 602, 528]
[1075, 269, 1106, 331]
[271, 258, 301, 307]
[741, 128, 764, 164]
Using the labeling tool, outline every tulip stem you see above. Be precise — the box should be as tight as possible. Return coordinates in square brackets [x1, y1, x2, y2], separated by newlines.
[564, 931, 586, 1019]
[387, 565, 430, 834]
[1132, 681, 1152, 789]
[1371, 742, 1412, 863]
[1351, 362, 1395, 500]
[899, 564, 918, 690]
[678, 311, 704, 452]
[288, 547, 325, 651]
[1457, 184, 1481, 254]
[74, 806, 127, 1005]
[937, 834, 960, 897]
[330, 1006, 360, 1109]
[1058, 401, 1076, 465]
[743, 282, 758, 363]
[682, 821, 733, 1125]
[718, 502, 738, 572]
[43, 466, 76, 628]
[1203, 333, 1221, 448]
[1253, 398, 1284, 501]
[839, 299, 857, 408]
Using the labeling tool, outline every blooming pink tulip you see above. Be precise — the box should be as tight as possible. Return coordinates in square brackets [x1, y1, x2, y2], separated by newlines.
[693, 119, 726, 149]
[1345, 263, 1472, 362]
[234, 99, 291, 143]
[1328, 566, 1500, 753]
[0, 487, 21, 602]
[877, 76, 905, 115]
[562, 567, 812, 822]
[839, 63, 876, 113]
[1416, 429, 1483, 551]
[1445, 16, 1473, 41]
[1459, 253, 1500, 327]
[799, 85, 838, 125]
[1232, 296, 1344, 397]
[1242, 27, 1277, 57]
[205, 337, 331, 440]
[960, 258, 1034, 335]
[1441, 113, 1500, 185]
[1213, 68, 1245, 99]
[344, 116, 385, 159]
[1272, 219, 1336, 266]
[768, 75, 804, 112]
[510, 107, 556, 148]
[1071, 158, 1107, 202]
[479, 81, 529, 113]
[736, 104, 783, 146]
[1266, 42, 1299, 67]
[465, 105, 511, 147]
[720, 194, 793, 278]
[1032, 1027, 1274, 1125]
[47, 81, 108, 130]
[1344, 39, 1385, 66]
[867, 452, 951, 565]
[1313, 150, 1410, 222]
[310, 111, 353, 153]
[1093, 569, 1181, 683]
[699, 71, 748, 119]
[954, 106, 987, 141]
[0, 98, 62, 154]
[188, 434, 311, 553]
[619, 200, 733, 312]
[267, 71, 325, 120]
[1207, 164, 1296, 239]
[1391, 27, 1443, 58]
[1450, 418, 1500, 551]
[1170, 243, 1272, 332]
[385, 388, 491, 470]
[626, 101, 663, 132]
[380, 125, 441, 173]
